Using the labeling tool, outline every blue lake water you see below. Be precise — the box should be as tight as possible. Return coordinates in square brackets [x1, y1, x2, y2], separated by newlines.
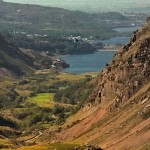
[91, 36, 130, 45]
[61, 26, 140, 74]
[60, 36, 129, 73]
[90, 27, 142, 45]
[60, 51, 116, 73]
[102, 37, 130, 45]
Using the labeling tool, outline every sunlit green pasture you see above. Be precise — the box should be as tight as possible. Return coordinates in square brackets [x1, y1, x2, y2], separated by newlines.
[28, 93, 54, 103]
[28, 93, 54, 107]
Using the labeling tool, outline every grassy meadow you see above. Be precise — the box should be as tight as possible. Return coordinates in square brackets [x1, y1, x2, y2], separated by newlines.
[28, 93, 54, 107]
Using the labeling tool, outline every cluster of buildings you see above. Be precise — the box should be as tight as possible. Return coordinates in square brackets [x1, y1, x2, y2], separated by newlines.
[13, 31, 48, 38]
[67, 35, 88, 42]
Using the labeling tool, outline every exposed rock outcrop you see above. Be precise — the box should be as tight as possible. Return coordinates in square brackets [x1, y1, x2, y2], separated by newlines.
[87, 17, 150, 111]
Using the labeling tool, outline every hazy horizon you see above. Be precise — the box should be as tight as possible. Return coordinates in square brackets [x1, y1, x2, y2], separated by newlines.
[3, 0, 150, 13]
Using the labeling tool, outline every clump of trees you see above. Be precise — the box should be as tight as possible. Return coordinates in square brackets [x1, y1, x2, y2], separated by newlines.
[28, 81, 70, 96]
[0, 115, 18, 129]
[54, 78, 94, 106]
[14, 102, 74, 128]
[141, 109, 150, 120]
[0, 86, 24, 109]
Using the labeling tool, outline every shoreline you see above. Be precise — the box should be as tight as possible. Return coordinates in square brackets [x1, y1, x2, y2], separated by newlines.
[97, 49, 118, 52]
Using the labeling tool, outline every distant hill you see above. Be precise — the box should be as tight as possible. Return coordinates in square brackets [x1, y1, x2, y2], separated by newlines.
[1, 1, 148, 56]
[3, 0, 150, 13]
[0, 1, 128, 39]
[2, 32, 97, 55]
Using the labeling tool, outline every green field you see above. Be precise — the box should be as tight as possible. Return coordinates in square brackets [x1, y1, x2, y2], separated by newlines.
[28, 93, 54, 103]
[28, 93, 54, 107]
[16, 71, 96, 108]
[0, 71, 96, 139]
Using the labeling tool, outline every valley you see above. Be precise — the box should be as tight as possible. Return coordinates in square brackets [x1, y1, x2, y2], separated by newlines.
[0, 69, 98, 149]
[0, 1, 150, 150]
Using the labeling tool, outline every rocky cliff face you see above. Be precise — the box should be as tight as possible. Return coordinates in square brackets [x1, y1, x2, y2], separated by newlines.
[87, 17, 150, 111]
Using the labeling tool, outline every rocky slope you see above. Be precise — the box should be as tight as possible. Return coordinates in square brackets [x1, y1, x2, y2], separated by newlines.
[87, 17, 150, 110]
[0, 34, 68, 78]
[53, 17, 150, 150]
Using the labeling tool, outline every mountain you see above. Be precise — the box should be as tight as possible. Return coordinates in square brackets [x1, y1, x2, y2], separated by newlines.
[0, 1, 128, 39]
[3, 0, 150, 13]
[0, 2, 150, 149]
[53, 17, 150, 149]
[0, 34, 68, 78]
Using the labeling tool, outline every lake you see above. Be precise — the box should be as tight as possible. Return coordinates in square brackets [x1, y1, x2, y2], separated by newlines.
[60, 26, 139, 74]
[90, 36, 130, 45]
[60, 51, 116, 73]
[89, 26, 142, 46]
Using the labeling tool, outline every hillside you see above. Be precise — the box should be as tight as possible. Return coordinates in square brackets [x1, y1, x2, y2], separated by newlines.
[0, 34, 68, 78]
[2, 32, 97, 55]
[50, 17, 150, 150]
[0, 34, 33, 77]
[0, 1, 128, 39]
[4, 0, 150, 13]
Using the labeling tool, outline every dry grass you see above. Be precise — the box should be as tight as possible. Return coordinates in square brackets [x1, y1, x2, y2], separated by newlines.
[57, 73, 85, 81]
[17, 143, 80, 150]
[0, 138, 13, 149]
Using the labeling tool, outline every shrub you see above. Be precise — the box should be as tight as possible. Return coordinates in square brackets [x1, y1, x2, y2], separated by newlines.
[42, 114, 54, 123]
[53, 105, 65, 115]
[0, 116, 18, 129]
[142, 109, 150, 120]
[53, 78, 94, 107]
[28, 113, 43, 126]
[18, 79, 30, 85]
